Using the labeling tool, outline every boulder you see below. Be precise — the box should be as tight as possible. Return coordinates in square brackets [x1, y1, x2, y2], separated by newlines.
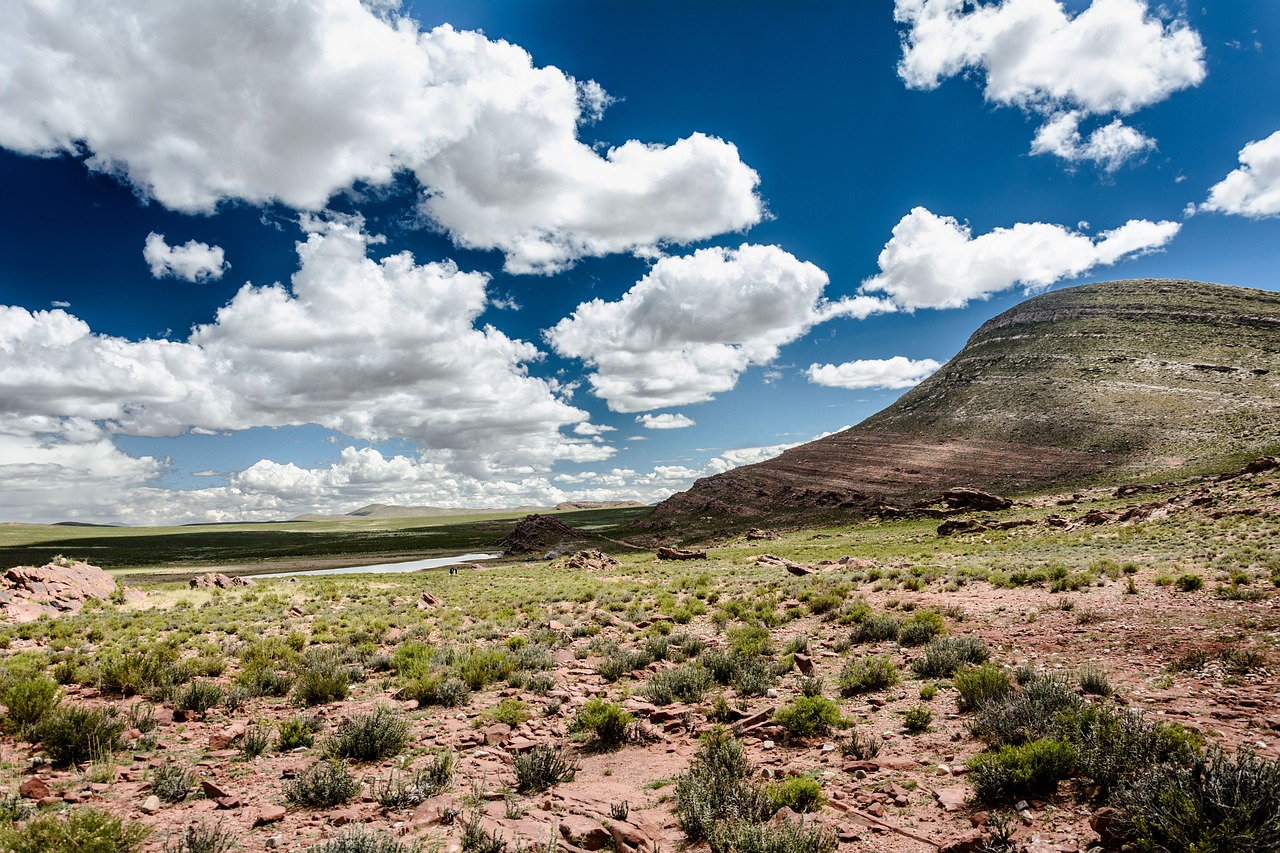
[566, 550, 619, 572]
[943, 488, 1012, 511]
[189, 573, 255, 589]
[0, 560, 119, 622]
[656, 547, 706, 561]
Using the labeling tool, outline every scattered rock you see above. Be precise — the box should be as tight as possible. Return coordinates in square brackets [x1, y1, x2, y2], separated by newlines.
[943, 488, 1012, 511]
[745, 528, 777, 540]
[18, 777, 49, 800]
[189, 573, 255, 589]
[934, 787, 966, 812]
[1090, 806, 1128, 849]
[140, 795, 162, 815]
[254, 805, 287, 826]
[938, 829, 985, 853]
[560, 815, 612, 851]
[201, 780, 231, 800]
[566, 550, 619, 572]
[417, 591, 444, 609]
[938, 519, 989, 537]
[656, 547, 706, 561]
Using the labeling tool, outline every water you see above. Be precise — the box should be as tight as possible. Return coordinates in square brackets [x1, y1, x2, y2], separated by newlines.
[249, 552, 502, 579]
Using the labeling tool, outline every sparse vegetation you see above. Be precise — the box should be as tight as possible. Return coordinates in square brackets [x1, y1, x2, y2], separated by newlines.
[285, 759, 362, 807]
[0, 806, 150, 853]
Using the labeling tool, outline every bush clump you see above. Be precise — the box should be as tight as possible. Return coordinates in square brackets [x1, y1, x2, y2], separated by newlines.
[0, 806, 149, 853]
[1175, 573, 1204, 592]
[2, 674, 61, 734]
[968, 738, 1077, 803]
[643, 664, 713, 705]
[835, 655, 899, 695]
[35, 705, 125, 767]
[162, 818, 239, 853]
[293, 649, 351, 707]
[953, 663, 1013, 711]
[851, 613, 900, 644]
[708, 818, 836, 853]
[512, 744, 578, 793]
[284, 759, 361, 807]
[674, 728, 773, 841]
[896, 611, 945, 647]
[304, 827, 423, 853]
[325, 705, 407, 762]
[911, 636, 990, 678]
[570, 698, 633, 750]
[173, 680, 224, 716]
[277, 715, 321, 751]
[773, 696, 845, 738]
[767, 776, 824, 813]
[969, 673, 1081, 747]
[153, 762, 196, 803]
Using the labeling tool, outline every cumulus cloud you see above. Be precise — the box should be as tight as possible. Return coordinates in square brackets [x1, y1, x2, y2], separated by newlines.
[637, 413, 696, 430]
[861, 207, 1180, 310]
[895, 0, 1205, 169]
[143, 232, 228, 282]
[0, 218, 609, 488]
[806, 357, 942, 389]
[0, 1, 761, 273]
[1200, 130, 1280, 217]
[547, 244, 892, 412]
[1030, 113, 1155, 171]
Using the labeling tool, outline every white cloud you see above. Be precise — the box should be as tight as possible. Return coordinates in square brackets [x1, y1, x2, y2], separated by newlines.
[1200, 130, 1280, 217]
[143, 232, 228, 282]
[547, 244, 893, 412]
[806, 357, 942, 389]
[637, 413, 696, 430]
[1030, 112, 1155, 171]
[861, 207, 1180, 310]
[0, 218, 611, 496]
[896, 0, 1205, 169]
[0, 1, 762, 273]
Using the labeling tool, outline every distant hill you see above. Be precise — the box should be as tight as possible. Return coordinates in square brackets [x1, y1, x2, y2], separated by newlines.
[650, 279, 1280, 529]
[292, 503, 550, 521]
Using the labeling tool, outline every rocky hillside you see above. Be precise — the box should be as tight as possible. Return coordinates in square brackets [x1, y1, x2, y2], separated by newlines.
[650, 279, 1280, 529]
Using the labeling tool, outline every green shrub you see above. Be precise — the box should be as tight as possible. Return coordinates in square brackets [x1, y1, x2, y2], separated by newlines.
[373, 753, 453, 809]
[903, 705, 933, 733]
[911, 636, 990, 678]
[730, 655, 777, 697]
[304, 827, 423, 853]
[0, 806, 149, 853]
[897, 611, 945, 647]
[284, 759, 361, 807]
[727, 624, 773, 657]
[35, 705, 125, 767]
[835, 655, 899, 695]
[768, 776, 824, 813]
[773, 696, 845, 738]
[240, 724, 270, 759]
[293, 655, 350, 706]
[153, 762, 196, 803]
[1175, 573, 1204, 592]
[162, 819, 239, 853]
[1116, 747, 1280, 851]
[643, 664, 713, 705]
[512, 744, 578, 793]
[481, 698, 530, 727]
[674, 728, 772, 841]
[173, 680, 223, 716]
[1077, 666, 1113, 697]
[851, 613, 900, 644]
[94, 644, 184, 696]
[968, 739, 1077, 803]
[707, 818, 836, 853]
[1052, 703, 1201, 800]
[234, 665, 293, 698]
[969, 674, 1081, 747]
[325, 705, 408, 762]
[277, 715, 320, 751]
[570, 698, 633, 750]
[953, 663, 1012, 711]
[2, 674, 61, 732]
[455, 648, 515, 691]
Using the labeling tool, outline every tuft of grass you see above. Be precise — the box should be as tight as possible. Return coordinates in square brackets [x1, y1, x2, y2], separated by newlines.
[773, 696, 846, 738]
[325, 705, 408, 762]
[162, 819, 239, 853]
[953, 663, 1013, 711]
[481, 698, 530, 727]
[835, 655, 899, 695]
[968, 738, 1077, 803]
[1077, 666, 1113, 697]
[902, 705, 933, 733]
[911, 636, 990, 678]
[277, 715, 320, 751]
[512, 744, 578, 793]
[0, 807, 150, 853]
[708, 818, 836, 853]
[173, 680, 223, 716]
[284, 759, 361, 807]
[153, 762, 196, 803]
[570, 698, 633, 751]
[304, 827, 423, 853]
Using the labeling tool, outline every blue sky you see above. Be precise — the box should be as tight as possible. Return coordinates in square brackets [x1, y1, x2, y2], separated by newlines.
[1, 0, 1279, 524]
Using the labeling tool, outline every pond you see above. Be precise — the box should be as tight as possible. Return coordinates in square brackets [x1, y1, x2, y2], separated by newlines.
[250, 552, 502, 579]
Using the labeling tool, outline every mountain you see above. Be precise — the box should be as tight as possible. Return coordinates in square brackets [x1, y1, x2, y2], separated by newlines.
[650, 279, 1280, 529]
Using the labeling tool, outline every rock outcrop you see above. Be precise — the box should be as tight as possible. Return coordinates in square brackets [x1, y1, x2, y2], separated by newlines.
[501, 514, 577, 555]
[0, 560, 119, 622]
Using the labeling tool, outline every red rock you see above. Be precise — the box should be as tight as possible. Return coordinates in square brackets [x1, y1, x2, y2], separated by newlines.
[560, 815, 612, 851]
[201, 780, 231, 799]
[216, 796, 243, 809]
[793, 652, 815, 675]
[329, 809, 359, 826]
[939, 829, 985, 853]
[934, 787, 966, 812]
[253, 805, 287, 826]
[18, 776, 50, 800]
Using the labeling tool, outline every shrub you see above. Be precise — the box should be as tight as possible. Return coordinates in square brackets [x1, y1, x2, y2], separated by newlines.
[373, 753, 454, 809]
[968, 739, 1077, 803]
[293, 653, 350, 706]
[707, 818, 836, 853]
[277, 715, 320, 751]
[94, 644, 184, 696]
[897, 611, 945, 647]
[674, 728, 773, 841]
[1115, 747, 1280, 852]
[241, 724, 270, 759]
[1221, 646, 1269, 675]
[174, 680, 224, 716]
[455, 648, 515, 691]
[0, 806, 150, 853]
[325, 705, 408, 762]
[642, 664, 713, 705]
[903, 705, 933, 733]
[835, 655, 899, 695]
[851, 613, 899, 644]
[953, 663, 1012, 711]
[284, 759, 361, 807]
[234, 665, 293, 698]
[969, 674, 1081, 747]
[163, 819, 239, 853]
[2, 674, 61, 732]
[481, 698, 530, 727]
[512, 744, 578, 793]
[35, 705, 125, 767]
[304, 827, 423, 853]
[911, 636, 990, 678]
[153, 762, 196, 803]
[570, 698, 633, 750]
[727, 624, 773, 657]
[730, 655, 776, 697]
[768, 776, 824, 813]
[773, 696, 845, 738]
[838, 728, 881, 760]
[1175, 573, 1204, 592]
[1077, 666, 1113, 697]
[1052, 703, 1201, 800]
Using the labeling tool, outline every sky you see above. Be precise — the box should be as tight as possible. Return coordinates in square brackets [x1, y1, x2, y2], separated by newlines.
[1, 0, 1279, 526]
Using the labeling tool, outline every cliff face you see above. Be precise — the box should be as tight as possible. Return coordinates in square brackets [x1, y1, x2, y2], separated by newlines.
[650, 280, 1280, 528]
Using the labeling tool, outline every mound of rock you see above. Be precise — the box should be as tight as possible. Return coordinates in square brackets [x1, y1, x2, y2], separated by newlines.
[0, 560, 119, 622]
[502, 514, 577, 555]
[566, 550, 619, 572]
[189, 572, 256, 589]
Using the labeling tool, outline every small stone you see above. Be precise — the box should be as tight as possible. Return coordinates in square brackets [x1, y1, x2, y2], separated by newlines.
[1015, 800, 1030, 812]
[936, 764, 951, 776]
[762, 740, 775, 750]
[766, 688, 778, 699]
[201, 780, 231, 799]
[140, 795, 162, 815]
[254, 805, 287, 826]
[264, 836, 281, 849]
[18, 777, 50, 800]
